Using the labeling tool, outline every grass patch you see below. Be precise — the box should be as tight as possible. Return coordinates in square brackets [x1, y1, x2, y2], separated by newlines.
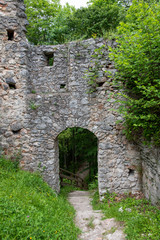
[88, 175, 98, 190]
[92, 191, 160, 240]
[103, 226, 117, 236]
[0, 156, 80, 239]
[87, 216, 95, 229]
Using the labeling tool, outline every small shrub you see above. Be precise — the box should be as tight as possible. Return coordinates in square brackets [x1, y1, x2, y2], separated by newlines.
[29, 101, 39, 110]
[88, 175, 98, 190]
[31, 90, 36, 94]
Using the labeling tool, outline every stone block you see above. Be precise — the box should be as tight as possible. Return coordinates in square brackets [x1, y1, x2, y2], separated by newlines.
[11, 121, 23, 132]
[5, 77, 16, 85]
[1, 83, 9, 90]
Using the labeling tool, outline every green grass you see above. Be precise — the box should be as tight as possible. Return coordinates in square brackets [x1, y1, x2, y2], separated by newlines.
[87, 216, 95, 229]
[0, 156, 80, 240]
[92, 191, 160, 240]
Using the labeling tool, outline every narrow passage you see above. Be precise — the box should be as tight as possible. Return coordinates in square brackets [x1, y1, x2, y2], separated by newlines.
[68, 191, 126, 240]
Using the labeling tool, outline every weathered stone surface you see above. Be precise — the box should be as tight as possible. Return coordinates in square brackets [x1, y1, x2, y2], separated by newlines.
[5, 77, 16, 85]
[140, 145, 160, 204]
[11, 121, 23, 132]
[1, 83, 9, 90]
[4, 131, 13, 137]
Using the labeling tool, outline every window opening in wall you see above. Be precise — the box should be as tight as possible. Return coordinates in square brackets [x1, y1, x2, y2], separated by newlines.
[60, 84, 66, 89]
[97, 82, 104, 87]
[58, 127, 98, 189]
[7, 30, 14, 41]
[8, 83, 16, 89]
[44, 52, 54, 66]
[12, 129, 21, 134]
[128, 169, 135, 176]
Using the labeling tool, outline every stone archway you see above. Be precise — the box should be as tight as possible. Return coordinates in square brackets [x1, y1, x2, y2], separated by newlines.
[21, 35, 142, 198]
[57, 127, 98, 188]
[53, 126, 100, 192]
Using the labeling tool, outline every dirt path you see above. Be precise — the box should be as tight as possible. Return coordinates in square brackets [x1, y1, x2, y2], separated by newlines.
[68, 191, 126, 240]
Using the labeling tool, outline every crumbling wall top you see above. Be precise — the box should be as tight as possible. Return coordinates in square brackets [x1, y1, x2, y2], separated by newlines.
[0, 0, 28, 41]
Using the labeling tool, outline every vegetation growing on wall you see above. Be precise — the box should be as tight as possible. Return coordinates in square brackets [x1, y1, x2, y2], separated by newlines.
[109, 0, 160, 145]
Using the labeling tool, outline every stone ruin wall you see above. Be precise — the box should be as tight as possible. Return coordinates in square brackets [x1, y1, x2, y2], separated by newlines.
[26, 39, 142, 196]
[0, 0, 159, 204]
[140, 146, 160, 205]
[0, 0, 29, 155]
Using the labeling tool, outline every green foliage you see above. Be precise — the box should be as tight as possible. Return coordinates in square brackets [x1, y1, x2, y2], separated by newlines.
[58, 127, 98, 182]
[88, 175, 98, 190]
[48, 57, 54, 66]
[87, 216, 95, 229]
[103, 29, 119, 40]
[109, 0, 160, 145]
[86, 63, 100, 93]
[0, 157, 80, 239]
[66, 1, 126, 41]
[92, 191, 160, 240]
[85, 45, 107, 93]
[24, 0, 127, 45]
[29, 101, 39, 110]
[0, 155, 19, 174]
[24, 0, 75, 45]
[31, 90, 36, 94]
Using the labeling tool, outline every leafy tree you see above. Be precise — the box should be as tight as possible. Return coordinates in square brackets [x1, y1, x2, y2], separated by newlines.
[24, 0, 126, 44]
[109, 0, 160, 145]
[50, 4, 76, 44]
[66, 1, 126, 40]
[24, 0, 74, 45]
[24, 0, 59, 44]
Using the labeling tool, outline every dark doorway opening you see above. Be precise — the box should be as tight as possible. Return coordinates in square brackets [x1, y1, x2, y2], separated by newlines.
[7, 29, 14, 41]
[58, 127, 98, 188]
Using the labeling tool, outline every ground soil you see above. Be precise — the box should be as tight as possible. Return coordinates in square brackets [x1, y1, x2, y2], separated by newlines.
[68, 191, 126, 240]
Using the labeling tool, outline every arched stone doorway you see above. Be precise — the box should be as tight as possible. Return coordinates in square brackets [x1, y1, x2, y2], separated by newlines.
[57, 127, 98, 189]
